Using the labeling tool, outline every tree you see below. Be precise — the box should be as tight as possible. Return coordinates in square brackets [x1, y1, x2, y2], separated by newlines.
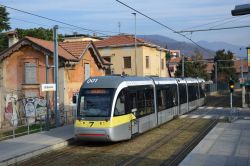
[16, 27, 64, 41]
[0, 33, 8, 52]
[175, 51, 209, 80]
[0, 7, 10, 32]
[0, 6, 11, 52]
[0, 27, 64, 52]
[211, 49, 236, 83]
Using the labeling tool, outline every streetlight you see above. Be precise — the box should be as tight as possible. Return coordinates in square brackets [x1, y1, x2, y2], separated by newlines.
[231, 4, 250, 107]
[231, 4, 250, 80]
[132, 12, 137, 76]
[231, 4, 250, 16]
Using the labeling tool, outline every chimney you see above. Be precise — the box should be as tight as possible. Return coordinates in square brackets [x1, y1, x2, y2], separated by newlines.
[6, 31, 19, 47]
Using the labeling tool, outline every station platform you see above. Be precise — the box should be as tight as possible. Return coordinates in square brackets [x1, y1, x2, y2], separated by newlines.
[180, 120, 250, 166]
[0, 125, 74, 166]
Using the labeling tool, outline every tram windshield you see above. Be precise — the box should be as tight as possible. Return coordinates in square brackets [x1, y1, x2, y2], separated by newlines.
[77, 89, 114, 117]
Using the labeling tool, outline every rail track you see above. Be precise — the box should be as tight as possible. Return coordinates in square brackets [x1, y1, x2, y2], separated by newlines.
[18, 108, 219, 166]
[19, 140, 121, 166]
[161, 119, 218, 166]
[117, 117, 218, 166]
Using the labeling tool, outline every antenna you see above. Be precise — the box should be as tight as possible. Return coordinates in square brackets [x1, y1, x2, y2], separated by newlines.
[118, 22, 121, 34]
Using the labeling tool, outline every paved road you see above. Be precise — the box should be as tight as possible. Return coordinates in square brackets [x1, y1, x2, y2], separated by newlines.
[205, 90, 242, 108]
[182, 106, 250, 120]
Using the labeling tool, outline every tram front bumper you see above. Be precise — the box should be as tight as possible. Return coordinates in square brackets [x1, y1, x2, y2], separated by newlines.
[75, 127, 110, 141]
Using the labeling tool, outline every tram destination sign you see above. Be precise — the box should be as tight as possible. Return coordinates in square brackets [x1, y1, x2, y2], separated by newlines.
[41, 84, 56, 92]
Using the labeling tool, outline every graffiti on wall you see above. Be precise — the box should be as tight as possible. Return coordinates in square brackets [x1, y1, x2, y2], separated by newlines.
[3, 93, 47, 126]
[4, 94, 18, 127]
[22, 97, 47, 124]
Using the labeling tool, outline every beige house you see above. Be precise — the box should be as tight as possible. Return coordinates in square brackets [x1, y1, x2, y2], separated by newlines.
[95, 35, 169, 77]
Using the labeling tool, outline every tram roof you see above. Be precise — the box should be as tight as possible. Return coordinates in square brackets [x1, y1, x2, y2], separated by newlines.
[152, 77, 178, 85]
[82, 76, 154, 89]
[81, 76, 205, 89]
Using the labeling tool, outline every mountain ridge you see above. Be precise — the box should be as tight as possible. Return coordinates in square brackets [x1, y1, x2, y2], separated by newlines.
[139, 34, 245, 58]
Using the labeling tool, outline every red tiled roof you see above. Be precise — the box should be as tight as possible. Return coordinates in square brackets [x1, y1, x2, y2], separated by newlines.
[95, 35, 149, 48]
[0, 36, 111, 69]
[59, 41, 91, 59]
[26, 36, 77, 61]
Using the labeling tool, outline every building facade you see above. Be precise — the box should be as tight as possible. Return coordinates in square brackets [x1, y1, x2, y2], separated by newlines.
[95, 35, 169, 77]
[0, 36, 109, 128]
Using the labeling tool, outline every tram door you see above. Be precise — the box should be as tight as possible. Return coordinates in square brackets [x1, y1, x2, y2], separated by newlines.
[127, 91, 139, 135]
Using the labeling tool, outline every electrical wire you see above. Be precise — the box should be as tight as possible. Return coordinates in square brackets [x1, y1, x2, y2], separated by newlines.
[182, 15, 249, 31]
[0, 14, 78, 35]
[0, 4, 121, 36]
[115, 0, 212, 55]
[0, 13, 118, 37]
[183, 17, 237, 30]
[209, 14, 250, 28]
[176, 25, 250, 33]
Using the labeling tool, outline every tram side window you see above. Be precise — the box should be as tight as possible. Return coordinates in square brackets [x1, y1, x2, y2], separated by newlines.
[165, 86, 173, 108]
[157, 84, 177, 111]
[188, 84, 195, 101]
[195, 84, 199, 100]
[166, 85, 178, 108]
[137, 88, 154, 117]
[126, 92, 137, 114]
[114, 90, 126, 116]
[199, 84, 205, 98]
[157, 88, 167, 111]
[145, 89, 154, 114]
[179, 84, 187, 104]
[171, 85, 178, 106]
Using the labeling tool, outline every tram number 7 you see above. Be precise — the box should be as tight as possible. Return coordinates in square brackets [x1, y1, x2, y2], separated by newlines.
[89, 122, 94, 127]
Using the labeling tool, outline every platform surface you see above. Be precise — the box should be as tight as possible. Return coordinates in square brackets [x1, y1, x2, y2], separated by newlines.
[0, 125, 74, 166]
[180, 120, 250, 166]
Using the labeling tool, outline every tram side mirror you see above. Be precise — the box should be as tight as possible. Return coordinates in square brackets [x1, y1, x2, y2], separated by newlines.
[131, 108, 137, 113]
[72, 95, 77, 104]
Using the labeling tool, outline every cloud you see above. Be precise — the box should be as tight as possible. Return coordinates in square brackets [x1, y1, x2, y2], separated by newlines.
[1, 0, 250, 45]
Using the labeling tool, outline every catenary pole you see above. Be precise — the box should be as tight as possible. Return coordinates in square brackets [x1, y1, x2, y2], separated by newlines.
[182, 55, 184, 77]
[132, 13, 137, 76]
[45, 55, 50, 130]
[53, 25, 60, 127]
[215, 62, 218, 91]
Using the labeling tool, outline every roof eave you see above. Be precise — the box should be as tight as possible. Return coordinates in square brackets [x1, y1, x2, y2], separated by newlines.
[97, 43, 167, 51]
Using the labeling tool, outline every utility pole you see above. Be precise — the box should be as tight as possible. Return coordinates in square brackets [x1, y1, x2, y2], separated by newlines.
[45, 55, 50, 130]
[215, 62, 218, 91]
[229, 80, 235, 108]
[132, 13, 137, 76]
[53, 25, 60, 127]
[241, 58, 246, 107]
[182, 54, 184, 77]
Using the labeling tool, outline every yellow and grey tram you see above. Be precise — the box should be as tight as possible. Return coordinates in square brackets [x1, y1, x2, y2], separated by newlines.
[74, 76, 205, 142]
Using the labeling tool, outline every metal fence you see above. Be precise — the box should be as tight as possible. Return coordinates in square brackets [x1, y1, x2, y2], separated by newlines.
[205, 82, 241, 93]
[0, 110, 75, 141]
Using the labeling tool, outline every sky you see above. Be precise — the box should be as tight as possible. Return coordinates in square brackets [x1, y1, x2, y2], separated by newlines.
[1, 0, 250, 47]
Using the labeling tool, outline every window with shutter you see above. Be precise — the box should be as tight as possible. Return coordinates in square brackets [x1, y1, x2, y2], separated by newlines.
[24, 62, 37, 84]
[161, 59, 164, 70]
[123, 57, 131, 69]
[146, 56, 149, 68]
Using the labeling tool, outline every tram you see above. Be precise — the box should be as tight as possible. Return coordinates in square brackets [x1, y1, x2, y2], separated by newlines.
[73, 76, 205, 142]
